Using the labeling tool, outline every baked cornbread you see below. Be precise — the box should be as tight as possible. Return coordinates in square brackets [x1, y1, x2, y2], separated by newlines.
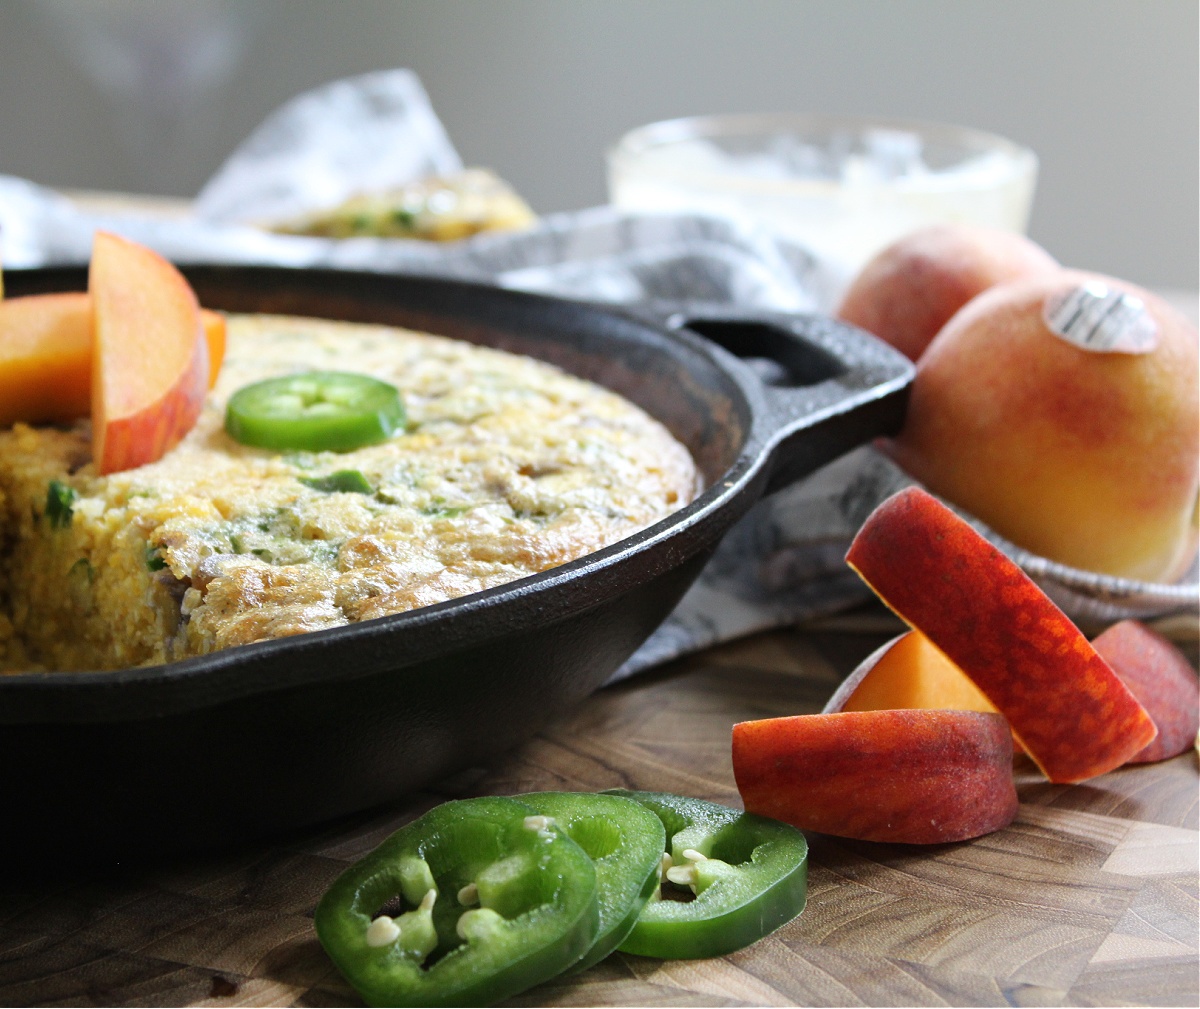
[0, 314, 698, 672]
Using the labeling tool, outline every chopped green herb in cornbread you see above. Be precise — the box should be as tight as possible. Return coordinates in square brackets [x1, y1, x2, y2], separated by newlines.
[0, 315, 698, 672]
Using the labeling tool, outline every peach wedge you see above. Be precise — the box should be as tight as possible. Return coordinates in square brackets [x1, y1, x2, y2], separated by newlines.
[1091, 620, 1199, 763]
[0, 292, 92, 426]
[733, 709, 1018, 844]
[89, 232, 209, 474]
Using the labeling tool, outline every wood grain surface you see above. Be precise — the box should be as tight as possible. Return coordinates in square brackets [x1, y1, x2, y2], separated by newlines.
[1, 608, 1195, 1008]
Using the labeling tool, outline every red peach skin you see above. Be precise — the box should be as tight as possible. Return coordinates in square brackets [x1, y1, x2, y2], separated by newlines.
[733, 709, 1018, 844]
[845, 488, 1157, 783]
[1091, 620, 1200, 763]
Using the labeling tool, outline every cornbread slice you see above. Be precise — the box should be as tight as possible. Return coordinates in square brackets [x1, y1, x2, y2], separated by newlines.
[0, 314, 698, 672]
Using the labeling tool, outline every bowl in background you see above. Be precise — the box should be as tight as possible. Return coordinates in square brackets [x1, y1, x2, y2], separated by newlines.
[607, 113, 1038, 287]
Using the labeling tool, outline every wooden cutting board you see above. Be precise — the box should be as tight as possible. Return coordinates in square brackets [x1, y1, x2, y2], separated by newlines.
[0, 616, 1195, 1007]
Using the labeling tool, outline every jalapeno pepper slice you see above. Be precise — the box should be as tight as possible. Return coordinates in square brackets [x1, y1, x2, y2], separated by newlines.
[605, 790, 808, 960]
[315, 796, 599, 1007]
[225, 371, 405, 453]
[518, 791, 666, 973]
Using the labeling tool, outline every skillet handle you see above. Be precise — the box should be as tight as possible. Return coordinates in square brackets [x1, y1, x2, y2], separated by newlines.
[634, 301, 914, 496]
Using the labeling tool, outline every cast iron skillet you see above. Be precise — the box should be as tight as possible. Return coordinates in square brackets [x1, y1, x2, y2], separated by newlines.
[0, 266, 911, 865]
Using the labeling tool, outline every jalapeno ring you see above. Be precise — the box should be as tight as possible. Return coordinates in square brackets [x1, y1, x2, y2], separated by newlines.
[225, 371, 405, 453]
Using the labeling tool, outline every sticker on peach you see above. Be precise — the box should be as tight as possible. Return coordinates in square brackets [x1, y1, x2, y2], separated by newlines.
[1042, 280, 1159, 354]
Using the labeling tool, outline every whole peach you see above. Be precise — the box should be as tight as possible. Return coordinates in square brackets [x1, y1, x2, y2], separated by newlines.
[884, 270, 1199, 583]
[837, 224, 1058, 361]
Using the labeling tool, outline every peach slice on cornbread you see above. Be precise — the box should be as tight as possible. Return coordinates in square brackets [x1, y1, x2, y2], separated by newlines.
[89, 231, 210, 474]
[0, 292, 92, 426]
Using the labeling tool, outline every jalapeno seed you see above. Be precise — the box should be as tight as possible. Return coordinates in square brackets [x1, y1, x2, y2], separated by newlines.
[457, 907, 506, 943]
[366, 915, 402, 948]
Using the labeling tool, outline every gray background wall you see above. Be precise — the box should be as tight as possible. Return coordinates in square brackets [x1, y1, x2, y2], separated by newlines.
[0, 0, 1195, 289]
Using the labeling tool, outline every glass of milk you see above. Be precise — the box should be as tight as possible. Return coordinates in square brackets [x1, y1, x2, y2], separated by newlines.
[607, 113, 1038, 287]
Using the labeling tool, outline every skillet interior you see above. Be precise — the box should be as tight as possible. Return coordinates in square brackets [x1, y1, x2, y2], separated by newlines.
[0, 266, 906, 863]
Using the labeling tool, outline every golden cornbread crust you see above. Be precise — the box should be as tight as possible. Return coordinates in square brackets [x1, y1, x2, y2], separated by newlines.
[0, 315, 698, 672]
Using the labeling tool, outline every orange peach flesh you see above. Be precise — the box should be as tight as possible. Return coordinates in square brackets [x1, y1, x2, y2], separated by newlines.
[0, 292, 92, 426]
[836, 631, 996, 715]
[200, 310, 226, 388]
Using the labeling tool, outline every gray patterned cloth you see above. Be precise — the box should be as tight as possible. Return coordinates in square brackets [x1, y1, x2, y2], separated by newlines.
[0, 69, 1194, 682]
